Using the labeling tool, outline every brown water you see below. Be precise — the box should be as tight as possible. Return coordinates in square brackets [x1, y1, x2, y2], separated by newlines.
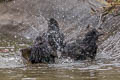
[0, 33, 120, 80]
[0, 64, 120, 80]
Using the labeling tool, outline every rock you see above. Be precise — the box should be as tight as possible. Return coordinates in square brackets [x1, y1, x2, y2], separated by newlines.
[20, 48, 31, 63]
[0, 0, 107, 40]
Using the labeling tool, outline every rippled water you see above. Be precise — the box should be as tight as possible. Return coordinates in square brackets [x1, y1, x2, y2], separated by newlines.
[1, 64, 120, 80]
[0, 33, 120, 80]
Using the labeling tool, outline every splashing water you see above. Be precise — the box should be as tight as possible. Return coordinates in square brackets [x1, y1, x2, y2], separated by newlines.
[0, 0, 120, 80]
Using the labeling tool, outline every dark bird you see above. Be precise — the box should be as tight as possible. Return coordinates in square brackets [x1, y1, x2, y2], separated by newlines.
[62, 28, 103, 60]
[20, 18, 64, 64]
[21, 36, 57, 64]
[43, 18, 65, 52]
[30, 35, 58, 64]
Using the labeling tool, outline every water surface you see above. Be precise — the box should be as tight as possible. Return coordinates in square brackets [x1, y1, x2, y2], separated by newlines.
[0, 33, 120, 80]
